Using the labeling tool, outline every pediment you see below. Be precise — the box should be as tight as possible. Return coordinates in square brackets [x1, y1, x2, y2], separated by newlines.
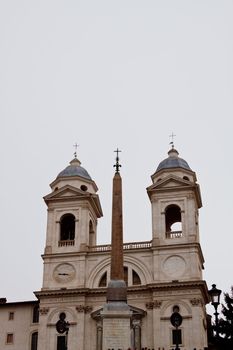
[44, 185, 90, 201]
[44, 185, 103, 217]
[147, 175, 193, 192]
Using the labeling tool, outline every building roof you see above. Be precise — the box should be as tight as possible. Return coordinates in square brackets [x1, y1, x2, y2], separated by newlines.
[156, 148, 191, 172]
[57, 158, 92, 180]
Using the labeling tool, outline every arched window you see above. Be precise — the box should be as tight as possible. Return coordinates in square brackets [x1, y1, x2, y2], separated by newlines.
[132, 270, 141, 285]
[99, 271, 107, 287]
[98, 267, 141, 287]
[60, 214, 75, 241]
[165, 205, 182, 238]
[31, 332, 38, 350]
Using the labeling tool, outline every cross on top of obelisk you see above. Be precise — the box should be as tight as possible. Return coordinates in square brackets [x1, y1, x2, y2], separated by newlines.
[114, 148, 122, 173]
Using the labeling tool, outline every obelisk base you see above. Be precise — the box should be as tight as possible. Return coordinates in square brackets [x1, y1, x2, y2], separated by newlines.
[101, 302, 132, 350]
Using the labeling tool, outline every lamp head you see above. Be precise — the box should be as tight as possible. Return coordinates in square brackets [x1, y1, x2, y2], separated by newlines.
[208, 284, 222, 307]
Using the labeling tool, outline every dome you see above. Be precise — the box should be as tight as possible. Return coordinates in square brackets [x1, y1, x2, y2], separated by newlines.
[57, 158, 92, 180]
[156, 148, 191, 172]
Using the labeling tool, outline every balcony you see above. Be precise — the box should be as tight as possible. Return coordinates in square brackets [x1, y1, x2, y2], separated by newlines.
[166, 231, 183, 239]
[58, 240, 75, 247]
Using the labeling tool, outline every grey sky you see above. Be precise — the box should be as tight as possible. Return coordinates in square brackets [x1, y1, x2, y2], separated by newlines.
[0, 1, 232, 307]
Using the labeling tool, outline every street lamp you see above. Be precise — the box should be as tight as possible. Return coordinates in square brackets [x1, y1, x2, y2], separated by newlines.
[208, 284, 222, 338]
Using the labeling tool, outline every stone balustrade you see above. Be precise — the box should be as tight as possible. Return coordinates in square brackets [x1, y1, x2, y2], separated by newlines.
[58, 240, 75, 247]
[166, 230, 182, 239]
[89, 240, 152, 252]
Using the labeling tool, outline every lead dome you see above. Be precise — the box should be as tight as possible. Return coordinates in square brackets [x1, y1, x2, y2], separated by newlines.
[57, 157, 92, 180]
[156, 148, 191, 173]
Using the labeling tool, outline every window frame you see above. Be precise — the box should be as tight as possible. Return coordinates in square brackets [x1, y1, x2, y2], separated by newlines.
[8, 311, 14, 320]
[60, 213, 76, 241]
[31, 331, 38, 350]
[6, 333, 14, 344]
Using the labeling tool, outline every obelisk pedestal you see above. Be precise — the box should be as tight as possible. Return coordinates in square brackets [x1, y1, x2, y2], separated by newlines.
[102, 292, 132, 350]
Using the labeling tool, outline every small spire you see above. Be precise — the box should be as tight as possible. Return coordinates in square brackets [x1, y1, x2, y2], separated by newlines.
[169, 132, 176, 149]
[113, 148, 122, 173]
[73, 142, 79, 159]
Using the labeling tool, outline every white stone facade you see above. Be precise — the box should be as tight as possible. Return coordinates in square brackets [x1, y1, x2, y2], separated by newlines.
[0, 150, 209, 350]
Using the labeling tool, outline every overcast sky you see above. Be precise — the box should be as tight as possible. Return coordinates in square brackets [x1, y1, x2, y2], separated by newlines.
[0, 1, 232, 311]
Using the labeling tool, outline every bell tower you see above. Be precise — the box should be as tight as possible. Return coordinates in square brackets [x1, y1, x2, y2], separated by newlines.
[41, 154, 103, 291]
[145, 146, 209, 350]
[147, 146, 204, 282]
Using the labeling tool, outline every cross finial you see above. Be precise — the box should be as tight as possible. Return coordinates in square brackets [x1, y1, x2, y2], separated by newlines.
[114, 148, 122, 173]
[73, 142, 79, 158]
[169, 132, 176, 149]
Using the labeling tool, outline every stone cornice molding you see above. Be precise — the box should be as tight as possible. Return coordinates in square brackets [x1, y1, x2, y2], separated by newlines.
[34, 280, 209, 304]
[39, 307, 50, 315]
[146, 300, 162, 309]
[76, 305, 93, 313]
[161, 315, 192, 321]
[190, 297, 203, 306]
[47, 321, 77, 327]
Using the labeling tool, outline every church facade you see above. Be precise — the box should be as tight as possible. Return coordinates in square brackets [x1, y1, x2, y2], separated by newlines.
[0, 148, 209, 350]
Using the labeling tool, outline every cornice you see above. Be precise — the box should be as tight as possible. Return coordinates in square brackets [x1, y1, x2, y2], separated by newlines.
[34, 280, 210, 304]
[42, 241, 205, 266]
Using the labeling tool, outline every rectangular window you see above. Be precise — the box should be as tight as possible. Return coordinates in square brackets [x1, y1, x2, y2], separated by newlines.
[57, 336, 66, 350]
[32, 305, 39, 323]
[172, 329, 182, 345]
[8, 312, 14, 320]
[6, 333, 14, 344]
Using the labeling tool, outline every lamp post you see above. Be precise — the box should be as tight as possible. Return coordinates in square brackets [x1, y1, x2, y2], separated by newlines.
[208, 284, 222, 338]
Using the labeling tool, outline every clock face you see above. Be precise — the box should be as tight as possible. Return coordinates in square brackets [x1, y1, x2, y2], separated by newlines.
[163, 255, 186, 278]
[53, 263, 76, 283]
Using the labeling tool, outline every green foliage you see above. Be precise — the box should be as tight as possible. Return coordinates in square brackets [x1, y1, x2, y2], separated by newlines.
[218, 286, 233, 346]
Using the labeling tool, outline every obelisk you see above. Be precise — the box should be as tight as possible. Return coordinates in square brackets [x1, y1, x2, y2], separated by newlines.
[101, 149, 131, 350]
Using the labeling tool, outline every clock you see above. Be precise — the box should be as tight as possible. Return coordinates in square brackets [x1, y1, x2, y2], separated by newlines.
[163, 255, 186, 278]
[53, 263, 76, 283]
